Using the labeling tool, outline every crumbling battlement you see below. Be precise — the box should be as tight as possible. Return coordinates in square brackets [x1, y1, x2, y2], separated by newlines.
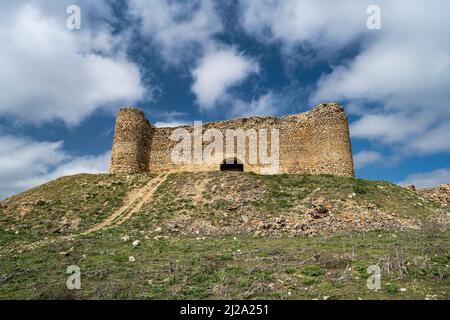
[110, 103, 355, 177]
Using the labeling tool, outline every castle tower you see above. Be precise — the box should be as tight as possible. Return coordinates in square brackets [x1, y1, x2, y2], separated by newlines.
[110, 108, 153, 174]
[311, 103, 355, 177]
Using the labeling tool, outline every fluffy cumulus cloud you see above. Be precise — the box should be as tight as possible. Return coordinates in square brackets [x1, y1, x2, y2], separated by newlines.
[353, 150, 384, 169]
[0, 1, 145, 125]
[399, 169, 450, 189]
[128, 0, 273, 115]
[239, 0, 450, 159]
[239, 0, 367, 53]
[230, 93, 278, 118]
[128, 0, 222, 65]
[0, 135, 110, 200]
[191, 48, 259, 111]
[310, 2, 450, 155]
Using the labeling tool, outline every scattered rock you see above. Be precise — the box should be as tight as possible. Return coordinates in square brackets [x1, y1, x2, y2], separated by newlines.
[132, 240, 141, 247]
[416, 184, 450, 208]
[34, 199, 47, 207]
[59, 247, 74, 256]
[121, 235, 130, 242]
[309, 205, 329, 219]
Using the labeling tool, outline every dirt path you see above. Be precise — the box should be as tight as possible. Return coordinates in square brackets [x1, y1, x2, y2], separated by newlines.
[2, 174, 169, 255]
[83, 173, 169, 235]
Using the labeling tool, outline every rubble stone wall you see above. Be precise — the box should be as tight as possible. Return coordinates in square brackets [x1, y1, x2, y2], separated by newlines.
[110, 103, 355, 177]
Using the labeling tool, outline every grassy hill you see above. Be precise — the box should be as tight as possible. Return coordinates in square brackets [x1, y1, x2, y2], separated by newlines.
[0, 172, 448, 299]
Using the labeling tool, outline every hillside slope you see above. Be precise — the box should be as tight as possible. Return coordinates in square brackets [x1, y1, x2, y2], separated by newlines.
[0, 173, 449, 299]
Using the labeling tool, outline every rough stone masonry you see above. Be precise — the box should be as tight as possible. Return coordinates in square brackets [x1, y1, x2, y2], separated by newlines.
[110, 102, 355, 177]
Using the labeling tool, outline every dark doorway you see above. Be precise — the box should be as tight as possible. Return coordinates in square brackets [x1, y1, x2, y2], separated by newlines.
[220, 158, 244, 172]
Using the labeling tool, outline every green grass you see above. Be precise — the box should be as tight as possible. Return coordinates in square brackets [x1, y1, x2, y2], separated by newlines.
[120, 172, 445, 238]
[0, 172, 448, 300]
[257, 174, 440, 218]
[0, 229, 448, 300]
[302, 265, 325, 277]
[0, 173, 155, 244]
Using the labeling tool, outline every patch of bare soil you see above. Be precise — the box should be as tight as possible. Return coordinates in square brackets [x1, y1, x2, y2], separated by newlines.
[84, 174, 169, 234]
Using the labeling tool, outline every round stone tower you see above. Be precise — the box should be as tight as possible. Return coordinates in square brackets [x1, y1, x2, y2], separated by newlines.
[110, 108, 153, 174]
[311, 103, 355, 177]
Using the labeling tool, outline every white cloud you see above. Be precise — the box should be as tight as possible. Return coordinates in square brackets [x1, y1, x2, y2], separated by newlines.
[408, 122, 450, 154]
[129, 0, 222, 65]
[38, 152, 111, 183]
[308, 2, 450, 156]
[0, 2, 145, 125]
[351, 114, 450, 155]
[239, 1, 450, 158]
[239, 0, 367, 54]
[154, 121, 189, 128]
[191, 48, 259, 111]
[230, 92, 278, 118]
[350, 113, 434, 145]
[353, 150, 383, 169]
[151, 110, 189, 128]
[399, 168, 450, 189]
[0, 135, 110, 200]
[129, 1, 268, 115]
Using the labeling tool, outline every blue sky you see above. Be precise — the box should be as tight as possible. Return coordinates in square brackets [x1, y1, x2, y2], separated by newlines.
[0, 0, 449, 199]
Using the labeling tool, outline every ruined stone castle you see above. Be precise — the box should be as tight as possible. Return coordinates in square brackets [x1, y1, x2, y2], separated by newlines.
[110, 103, 355, 177]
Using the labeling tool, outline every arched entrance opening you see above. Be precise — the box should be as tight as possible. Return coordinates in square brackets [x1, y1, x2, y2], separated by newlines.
[220, 158, 244, 172]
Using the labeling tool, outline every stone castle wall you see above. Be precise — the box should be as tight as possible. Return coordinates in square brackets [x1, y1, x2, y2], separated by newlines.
[110, 103, 355, 177]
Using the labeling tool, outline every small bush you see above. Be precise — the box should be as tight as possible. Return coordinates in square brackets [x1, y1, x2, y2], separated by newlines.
[219, 253, 233, 261]
[353, 182, 369, 195]
[285, 267, 297, 275]
[386, 283, 400, 295]
[301, 277, 317, 286]
[252, 269, 274, 282]
[302, 265, 325, 277]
